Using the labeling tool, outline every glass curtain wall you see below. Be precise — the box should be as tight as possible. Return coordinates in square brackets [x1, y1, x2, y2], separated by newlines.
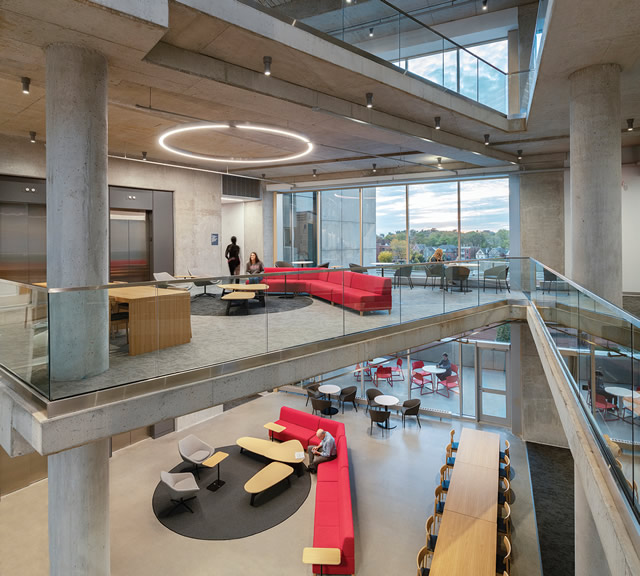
[277, 191, 318, 265]
[374, 186, 407, 265]
[320, 189, 360, 268]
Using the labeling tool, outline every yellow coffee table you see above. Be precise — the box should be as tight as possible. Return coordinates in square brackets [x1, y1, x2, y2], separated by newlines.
[302, 547, 341, 576]
[221, 291, 255, 315]
[244, 462, 294, 506]
[264, 421, 286, 441]
[237, 437, 305, 476]
[202, 451, 229, 492]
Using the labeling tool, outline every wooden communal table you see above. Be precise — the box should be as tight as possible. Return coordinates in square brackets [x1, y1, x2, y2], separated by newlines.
[108, 285, 191, 356]
[429, 428, 501, 576]
[237, 437, 305, 476]
[244, 462, 294, 506]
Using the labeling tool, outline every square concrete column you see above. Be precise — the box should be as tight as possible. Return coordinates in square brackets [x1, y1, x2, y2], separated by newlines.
[569, 64, 622, 306]
[45, 44, 109, 382]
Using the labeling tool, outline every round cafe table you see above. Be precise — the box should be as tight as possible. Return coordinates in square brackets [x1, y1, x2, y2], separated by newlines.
[605, 387, 640, 416]
[417, 364, 446, 392]
[369, 357, 388, 366]
[374, 394, 399, 429]
[318, 384, 341, 416]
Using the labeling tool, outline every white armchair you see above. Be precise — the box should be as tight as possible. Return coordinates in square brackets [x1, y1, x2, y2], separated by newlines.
[153, 272, 192, 291]
[178, 434, 215, 478]
[160, 471, 199, 515]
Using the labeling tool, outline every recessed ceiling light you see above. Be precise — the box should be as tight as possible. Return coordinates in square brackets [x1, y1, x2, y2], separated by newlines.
[313, 169, 317, 177]
[29, 131, 36, 143]
[21, 77, 30, 94]
[627, 118, 634, 131]
[484, 134, 490, 145]
[158, 123, 314, 164]
[435, 116, 441, 130]
[263, 56, 272, 76]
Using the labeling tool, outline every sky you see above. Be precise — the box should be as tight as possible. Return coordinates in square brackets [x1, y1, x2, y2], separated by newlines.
[374, 178, 509, 235]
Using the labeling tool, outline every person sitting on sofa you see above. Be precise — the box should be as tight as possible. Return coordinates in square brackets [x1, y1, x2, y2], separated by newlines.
[307, 428, 337, 474]
[436, 352, 452, 381]
[245, 251, 264, 284]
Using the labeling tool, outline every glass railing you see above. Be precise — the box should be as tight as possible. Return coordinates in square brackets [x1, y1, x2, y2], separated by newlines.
[0, 259, 516, 401]
[529, 258, 640, 517]
[246, 0, 542, 116]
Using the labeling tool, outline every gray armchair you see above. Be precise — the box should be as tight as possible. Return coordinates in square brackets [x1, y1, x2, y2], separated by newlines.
[275, 261, 293, 268]
[445, 266, 470, 292]
[393, 265, 414, 288]
[369, 409, 391, 435]
[365, 387, 383, 414]
[401, 399, 421, 428]
[178, 434, 215, 479]
[189, 267, 220, 298]
[425, 263, 444, 290]
[482, 265, 510, 293]
[153, 272, 192, 291]
[160, 471, 199, 515]
[349, 263, 368, 274]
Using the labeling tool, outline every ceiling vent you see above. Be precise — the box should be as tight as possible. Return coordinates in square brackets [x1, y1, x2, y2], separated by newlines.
[222, 175, 261, 200]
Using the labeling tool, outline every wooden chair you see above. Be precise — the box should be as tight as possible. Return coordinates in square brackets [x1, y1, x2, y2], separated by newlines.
[434, 485, 446, 522]
[498, 477, 511, 505]
[499, 455, 510, 480]
[390, 357, 405, 381]
[365, 388, 383, 414]
[416, 544, 432, 576]
[497, 502, 511, 538]
[374, 366, 393, 388]
[425, 515, 438, 552]
[449, 429, 459, 451]
[435, 364, 459, 397]
[339, 386, 358, 413]
[445, 444, 456, 469]
[496, 535, 511, 574]
[500, 440, 510, 463]
[440, 464, 451, 492]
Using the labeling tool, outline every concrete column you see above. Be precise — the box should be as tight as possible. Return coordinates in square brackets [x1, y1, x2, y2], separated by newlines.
[48, 439, 110, 576]
[575, 464, 612, 576]
[45, 44, 109, 381]
[569, 64, 622, 306]
[507, 29, 520, 116]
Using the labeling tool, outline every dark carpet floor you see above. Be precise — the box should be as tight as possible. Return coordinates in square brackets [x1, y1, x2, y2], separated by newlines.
[527, 442, 575, 576]
[190, 293, 314, 316]
[152, 444, 311, 540]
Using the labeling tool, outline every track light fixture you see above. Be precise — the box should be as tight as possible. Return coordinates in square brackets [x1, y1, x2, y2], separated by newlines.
[435, 116, 441, 130]
[263, 56, 272, 76]
[372, 163, 377, 173]
[437, 157, 443, 169]
[366, 92, 373, 108]
[369, 27, 374, 37]
[627, 118, 634, 132]
[29, 131, 36, 143]
[21, 77, 30, 94]
[517, 149, 523, 160]
[313, 169, 317, 177]
[484, 134, 490, 145]
[142, 151, 148, 161]
[482, 0, 488, 10]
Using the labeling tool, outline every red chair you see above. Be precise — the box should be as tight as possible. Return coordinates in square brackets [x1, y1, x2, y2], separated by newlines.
[374, 366, 393, 388]
[435, 363, 459, 398]
[411, 372, 433, 395]
[390, 358, 404, 382]
[595, 394, 618, 421]
[412, 360, 424, 371]
[354, 363, 372, 382]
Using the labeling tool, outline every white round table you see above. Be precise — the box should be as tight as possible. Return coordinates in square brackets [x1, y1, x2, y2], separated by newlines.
[318, 384, 341, 415]
[605, 387, 640, 418]
[370, 357, 388, 366]
[374, 395, 399, 429]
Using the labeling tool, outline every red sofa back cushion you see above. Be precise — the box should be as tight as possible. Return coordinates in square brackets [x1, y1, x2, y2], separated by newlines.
[279, 406, 319, 430]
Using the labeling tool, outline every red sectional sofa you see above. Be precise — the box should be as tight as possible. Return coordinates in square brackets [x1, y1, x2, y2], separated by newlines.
[261, 267, 391, 315]
[271, 406, 354, 575]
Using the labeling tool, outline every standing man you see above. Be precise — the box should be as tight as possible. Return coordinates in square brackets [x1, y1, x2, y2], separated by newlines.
[307, 429, 337, 474]
[436, 353, 452, 381]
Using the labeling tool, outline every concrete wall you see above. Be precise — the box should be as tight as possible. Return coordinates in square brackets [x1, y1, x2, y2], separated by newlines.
[220, 200, 264, 272]
[521, 321, 569, 447]
[519, 171, 565, 273]
[621, 164, 640, 294]
[0, 135, 224, 276]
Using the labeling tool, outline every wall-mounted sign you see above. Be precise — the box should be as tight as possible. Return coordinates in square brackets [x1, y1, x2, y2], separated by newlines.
[211, 233, 219, 246]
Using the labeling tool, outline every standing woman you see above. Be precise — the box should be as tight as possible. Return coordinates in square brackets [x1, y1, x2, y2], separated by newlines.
[225, 236, 241, 280]
[246, 251, 264, 283]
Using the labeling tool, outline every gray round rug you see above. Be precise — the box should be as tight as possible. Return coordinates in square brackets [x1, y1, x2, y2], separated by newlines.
[152, 444, 311, 540]
[190, 294, 313, 316]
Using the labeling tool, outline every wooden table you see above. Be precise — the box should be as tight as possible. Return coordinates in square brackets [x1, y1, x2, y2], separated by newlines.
[429, 511, 497, 576]
[109, 285, 191, 356]
[237, 437, 305, 475]
[302, 547, 341, 576]
[219, 283, 269, 307]
[202, 451, 229, 492]
[244, 461, 293, 506]
[429, 428, 501, 576]
[454, 428, 500, 469]
[221, 291, 254, 315]
[264, 421, 286, 441]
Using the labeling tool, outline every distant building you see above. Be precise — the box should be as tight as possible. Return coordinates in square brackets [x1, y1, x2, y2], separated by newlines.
[439, 244, 458, 260]
[488, 247, 507, 258]
[476, 248, 487, 259]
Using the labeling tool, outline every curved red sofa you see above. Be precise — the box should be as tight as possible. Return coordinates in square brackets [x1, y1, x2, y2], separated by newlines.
[262, 267, 391, 315]
[271, 406, 354, 575]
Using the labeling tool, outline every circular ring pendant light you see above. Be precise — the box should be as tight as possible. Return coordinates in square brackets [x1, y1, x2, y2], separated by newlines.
[158, 122, 314, 164]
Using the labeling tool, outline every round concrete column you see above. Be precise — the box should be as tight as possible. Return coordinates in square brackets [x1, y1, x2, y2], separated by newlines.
[569, 63, 622, 306]
[45, 44, 109, 381]
[48, 439, 110, 576]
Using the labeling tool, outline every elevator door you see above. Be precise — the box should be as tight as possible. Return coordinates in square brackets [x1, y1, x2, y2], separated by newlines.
[0, 202, 46, 284]
[109, 210, 150, 283]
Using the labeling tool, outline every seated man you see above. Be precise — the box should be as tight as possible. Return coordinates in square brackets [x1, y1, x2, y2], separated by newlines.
[436, 353, 452, 381]
[307, 428, 337, 474]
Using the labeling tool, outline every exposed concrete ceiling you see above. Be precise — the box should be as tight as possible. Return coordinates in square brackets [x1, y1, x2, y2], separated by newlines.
[0, 0, 638, 185]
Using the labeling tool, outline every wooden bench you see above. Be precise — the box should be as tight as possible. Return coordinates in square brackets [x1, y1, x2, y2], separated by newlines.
[244, 462, 293, 506]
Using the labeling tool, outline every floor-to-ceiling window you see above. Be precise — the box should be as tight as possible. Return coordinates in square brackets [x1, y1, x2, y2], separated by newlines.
[319, 188, 360, 268]
[373, 185, 407, 265]
[277, 191, 318, 265]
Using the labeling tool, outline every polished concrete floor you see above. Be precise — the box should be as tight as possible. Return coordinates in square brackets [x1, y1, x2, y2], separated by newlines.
[0, 392, 541, 576]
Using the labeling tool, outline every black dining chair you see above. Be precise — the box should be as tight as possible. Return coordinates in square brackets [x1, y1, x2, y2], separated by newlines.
[401, 399, 421, 428]
[369, 409, 390, 435]
[339, 386, 358, 413]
